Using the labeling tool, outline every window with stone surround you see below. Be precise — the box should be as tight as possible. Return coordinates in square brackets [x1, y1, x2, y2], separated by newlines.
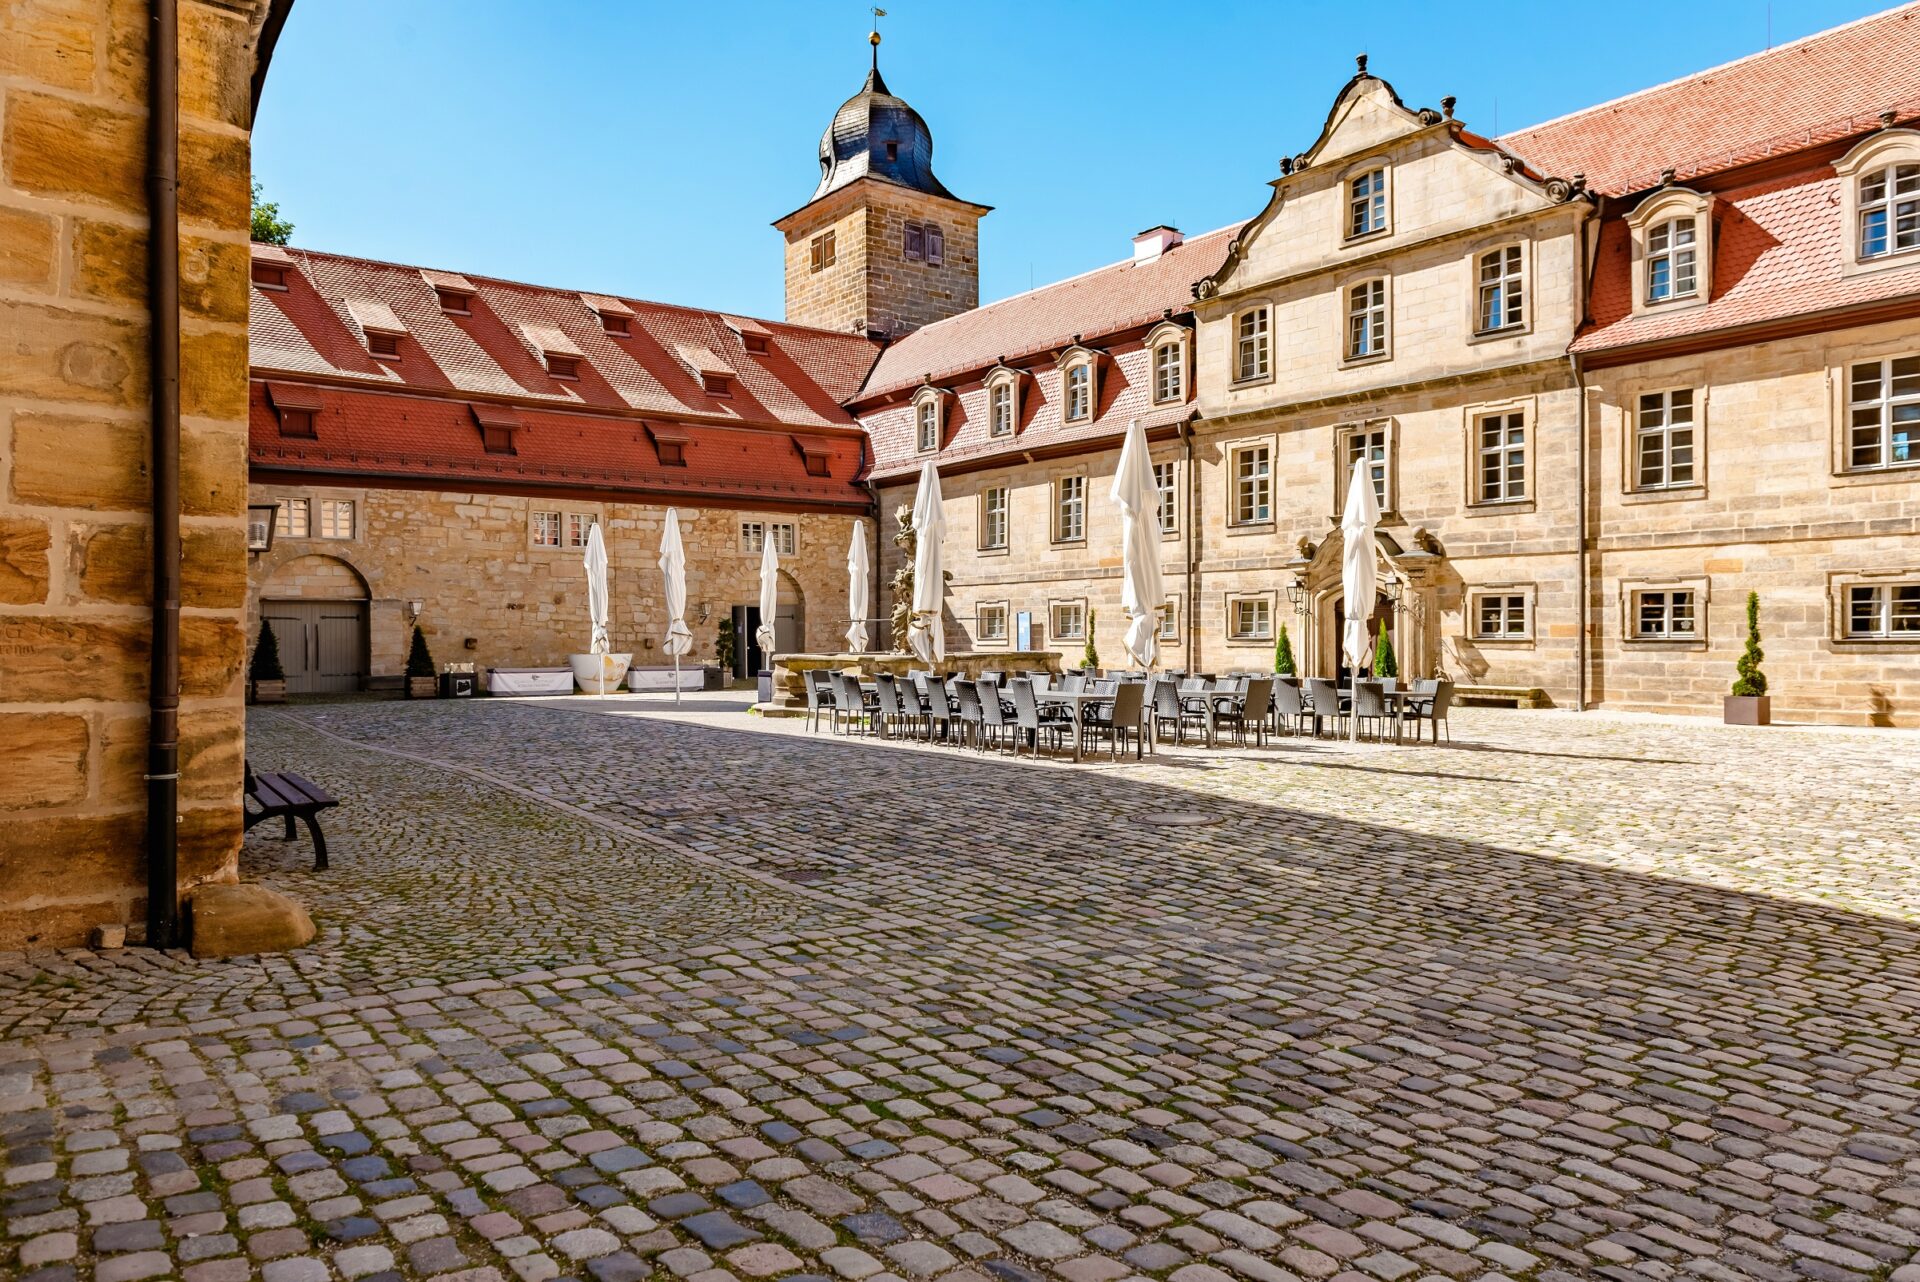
[1847, 356, 1919, 471]
[1475, 245, 1525, 334]
[1154, 461, 1178, 534]
[988, 380, 1014, 437]
[1845, 580, 1920, 638]
[739, 521, 796, 556]
[1159, 598, 1179, 640]
[1348, 166, 1388, 239]
[532, 511, 562, 548]
[980, 486, 1009, 551]
[1859, 163, 1919, 259]
[1233, 306, 1270, 383]
[567, 512, 599, 548]
[1230, 444, 1272, 525]
[1340, 422, 1394, 513]
[1636, 389, 1698, 489]
[319, 499, 355, 540]
[1645, 218, 1697, 303]
[976, 601, 1009, 644]
[1474, 410, 1527, 503]
[1346, 278, 1388, 361]
[916, 399, 939, 452]
[1054, 475, 1086, 543]
[1228, 594, 1274, 642]
[1629, 188, 1713, 313]
[1049, 600, 1086, 641]
[1062, 362, 1093, 422]
[1631, 587, 1698, 640]
[277, 498, 310, 539]
[1471, 590, 1530, 640]
[809, 231, 836, 273]
[1153, 340, 1184, 403]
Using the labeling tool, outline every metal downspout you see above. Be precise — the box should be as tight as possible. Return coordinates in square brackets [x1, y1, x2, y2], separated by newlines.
[1182, 417, 1198, 671]
[1570, 350, 1588, 713]
[146, 0, 182, 948]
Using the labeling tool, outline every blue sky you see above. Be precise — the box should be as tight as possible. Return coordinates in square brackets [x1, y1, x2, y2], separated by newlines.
[254, 0, 1885, 319]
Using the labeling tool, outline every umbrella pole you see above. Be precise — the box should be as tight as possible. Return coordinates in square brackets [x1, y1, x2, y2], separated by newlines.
[673, 655, 680, 706]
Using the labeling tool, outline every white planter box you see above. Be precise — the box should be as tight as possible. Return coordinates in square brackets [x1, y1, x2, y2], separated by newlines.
[487, 667, 573, 696]
[628, 666, 703, 691]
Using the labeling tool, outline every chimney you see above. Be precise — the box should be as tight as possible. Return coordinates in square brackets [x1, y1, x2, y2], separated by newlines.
[1132, 224, 1183, 263]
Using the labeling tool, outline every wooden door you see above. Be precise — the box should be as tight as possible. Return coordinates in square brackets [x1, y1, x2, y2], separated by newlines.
[262, 599, 367, 694]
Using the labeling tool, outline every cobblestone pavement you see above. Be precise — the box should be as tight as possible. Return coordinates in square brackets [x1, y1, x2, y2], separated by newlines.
[5, 697, 1920, 1282]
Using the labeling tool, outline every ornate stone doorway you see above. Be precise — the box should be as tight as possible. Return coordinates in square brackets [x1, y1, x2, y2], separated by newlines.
[1286, 529, 1442, 681]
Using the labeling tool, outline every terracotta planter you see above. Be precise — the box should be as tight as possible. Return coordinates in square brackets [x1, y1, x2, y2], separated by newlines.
[407, 676, 438, 700]
[251, 678, 286, 705]
[1723, 695, 1770, 726]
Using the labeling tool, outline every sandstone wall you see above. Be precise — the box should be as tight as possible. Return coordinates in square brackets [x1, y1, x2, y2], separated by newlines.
[1, 0, 269, 948]
[782, 181, 980, 337]
[246, 482, 866, 682]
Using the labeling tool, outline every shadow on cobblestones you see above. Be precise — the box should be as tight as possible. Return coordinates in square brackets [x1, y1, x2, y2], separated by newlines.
[1, 699, 1917, 1282]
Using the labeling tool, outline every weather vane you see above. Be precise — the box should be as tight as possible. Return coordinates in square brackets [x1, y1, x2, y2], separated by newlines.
[870, 7, 886, 67]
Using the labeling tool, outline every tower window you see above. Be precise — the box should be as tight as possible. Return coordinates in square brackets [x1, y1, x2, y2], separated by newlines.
[810, 231, 836, 273]
[904, 222, 925, 261]
[885, 140, 900, 162]
[925, 224, 944, 266]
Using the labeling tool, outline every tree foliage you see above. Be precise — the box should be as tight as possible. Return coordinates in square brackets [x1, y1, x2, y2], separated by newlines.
[250, 180, 294, 245]
[1732, 591, 1767, 697]
[1274, 623, 1296, 676]
[1083, 607, 1099, 671]
[250, 619, 284, 682]
[1372, 617, 1397, 678]
[406, 624, 436, 678]
[715, 617, 737, 672]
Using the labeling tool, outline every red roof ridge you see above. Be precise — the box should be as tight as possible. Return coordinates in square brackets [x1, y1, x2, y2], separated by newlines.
[262, 243, 879, 344]
[956, 221, 1235, 326]
[1497, 3, 1917, 145]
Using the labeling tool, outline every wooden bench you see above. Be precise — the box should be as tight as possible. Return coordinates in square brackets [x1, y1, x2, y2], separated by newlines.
[244, 762, 339, 870]
[1453, 684, 1550, 710]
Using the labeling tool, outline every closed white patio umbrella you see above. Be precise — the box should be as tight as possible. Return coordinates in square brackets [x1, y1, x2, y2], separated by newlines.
[846, 520, 870, 654]
[583, 522, 612, 693]
[658, 508, 693, 705]
[1340, 461, 1382, 741]
[755, 528, 780, 676]
[908, 459, 946, 665]
[1110, 418, 1163, 669]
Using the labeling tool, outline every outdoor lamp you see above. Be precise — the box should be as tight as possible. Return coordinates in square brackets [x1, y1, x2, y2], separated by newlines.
[407, 599, 424, 620]
[246, 503, 279, 555]
[1285, 581, 1305, 607]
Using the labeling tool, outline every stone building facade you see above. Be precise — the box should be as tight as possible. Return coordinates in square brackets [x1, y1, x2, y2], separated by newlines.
[1, 0, 285, 948]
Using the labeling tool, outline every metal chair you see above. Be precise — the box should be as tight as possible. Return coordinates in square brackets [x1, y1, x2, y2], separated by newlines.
[951, 679, 985, 750]
[1351, 679, 1392, 741]
[925, 677, 957, 744]
[802, 669, 836, 733]
[1403, 680, 1453, 744]
[1215, 677, 1273, 747]
[1008, 678, 1071, 758]
[1081, 681, 1147, 759]
[1304, 678, 1345, 738]
[1272, 677, 1310, 737]
[873, 673, 904, 739]
[976, 677, 1015, 752]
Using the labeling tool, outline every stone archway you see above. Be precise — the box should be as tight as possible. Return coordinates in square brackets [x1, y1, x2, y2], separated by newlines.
[1287, 529, 1442, 681]
[259, 554, 371, 693]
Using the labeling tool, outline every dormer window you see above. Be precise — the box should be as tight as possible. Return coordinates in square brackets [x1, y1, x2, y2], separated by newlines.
[793, 435, 834, 478]
[436, 288, 471, 314]
[912, 388, 947, 452]
[743, 332, 770, 355]
[1860, 162, 1919, 259]
[368, 331, 402, 360]
[703, 372, 732, 397]
[278, 408, 316, 438]
[984, 367, 1021, 439]
[471, 402, 522, 456]
[266, 382, 323, 438]
[1646, 218, 1697, 302]
[601, 312, 631, 337]
[547, 353, 580, 380]
[1064, 364, 1092, 422]
[1145, 321, 1189, 406]
[1348, 166, 1388, 238]
[481, 426, 515, 455]
[658, 441, 686, 466]
[647, 423, 691, 467]
[251, 262, 288, 290]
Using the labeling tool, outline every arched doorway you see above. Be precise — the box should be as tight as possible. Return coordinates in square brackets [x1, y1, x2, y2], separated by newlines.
[732, 572, 806, 678]
[260, 554, 370, 694]
[1328, 593, 1395, 684]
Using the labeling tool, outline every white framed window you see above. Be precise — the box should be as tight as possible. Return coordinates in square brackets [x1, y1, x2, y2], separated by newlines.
[1342, 423, 1392, 512]
[917, 400, 938, 452]
[1472, 591, 1529, 639]
[1633, 588, 1698, 639]
[1050, 600, 1086, 641]
[988, 380, 1014, 437]
[1158, 598, 1179, 640]
[1234, 307, 1270, 382]
[1153, 461, 1178, 534]
[276, 498, 309, 538]
[740, 521, 764, 553]
[1646, 218, 1698, 303]
[1846, 581, 1920, 637]
[1228, 595, 1273, 641]
[980, 486, 1009, 551]
[977, 601, 1009, 644]
[1153, 341, 1184, 403]
[1054, 475, 1086, 542]
[738, 521, 795, 555]
[773, 523, 796, 555]
[1860, 163, 1920, 259]
[1347, 278, 1388, 360]
[1230, 444, 1271, 525]
[1636, 389, 1697, 489]
[567, 512, 598, 548]
[1063, 363, 1092, 422]
[1348, 167, 1387, 238]
[532, 510, 562, 548]
[1476, 245, 1525, 333]
[319, 499, 354, 540]
[1847, 356, 1919, 470]
[1475, 411, 1526, 503]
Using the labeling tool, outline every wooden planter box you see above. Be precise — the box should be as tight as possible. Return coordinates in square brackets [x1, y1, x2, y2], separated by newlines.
[407, 676, 439, 700]
[251, 679, 286, 705]
[1723, 695, 1770, 726]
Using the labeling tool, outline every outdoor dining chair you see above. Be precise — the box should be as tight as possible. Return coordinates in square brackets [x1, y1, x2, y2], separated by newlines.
[1214, 677, 1273, 748]
[1272, 676, 1310, 737]
[1304, 678, 1345, 738]
[1008, 677, 1071, 758]
[802, 669, 835, 734]
[1080, 681, 1148, 759]
[951, 679, 985, 750]
[1351, 679, 1393, 742]
[925, 677, 957, 744]
[1402, 680, 1453, 743]
[975, 676, 1015, 752]
[836, 671, 878, 736]
[873, 673, 905, 739]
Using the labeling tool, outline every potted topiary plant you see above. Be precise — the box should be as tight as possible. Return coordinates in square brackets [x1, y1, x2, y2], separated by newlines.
[1082, 608, 1100, 675]
[1372, 618, 1398, 679]
[1275, 623, 1297, 678]
[406, 623, 438, 699]
[1724, 590, 1770, 725]
[249, 619, 286, 704]
[715, 617, 737, 686]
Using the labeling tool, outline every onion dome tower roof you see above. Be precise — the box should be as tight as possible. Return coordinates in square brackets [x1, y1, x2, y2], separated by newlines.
[812, 34, 958, 203]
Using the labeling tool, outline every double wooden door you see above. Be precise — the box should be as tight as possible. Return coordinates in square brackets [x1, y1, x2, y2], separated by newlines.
[262, 599, 367, 694]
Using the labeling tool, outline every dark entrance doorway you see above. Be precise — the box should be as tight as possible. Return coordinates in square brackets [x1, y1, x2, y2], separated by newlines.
[263, 599, 368, 694]
[1331, 595, 1394, 685]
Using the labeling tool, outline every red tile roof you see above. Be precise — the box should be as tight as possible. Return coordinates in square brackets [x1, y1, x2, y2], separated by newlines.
[1498, 4, 1920, 195]
[857, 228, 1233, 401]
[249, 381, 870, 510]
[250, 246, 879, 430]
[1575, 164, 1920, 355]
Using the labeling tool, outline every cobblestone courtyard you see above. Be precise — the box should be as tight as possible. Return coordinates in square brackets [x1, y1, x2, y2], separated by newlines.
[5, 698, 1920, 1282]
